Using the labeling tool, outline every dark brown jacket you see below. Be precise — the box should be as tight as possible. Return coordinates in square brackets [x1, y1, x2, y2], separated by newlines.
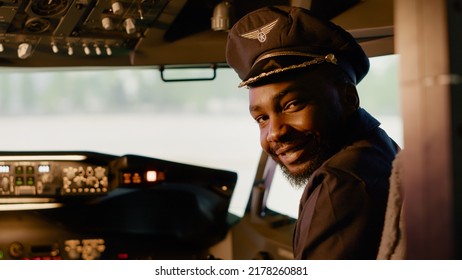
[293, 108, 399, 259]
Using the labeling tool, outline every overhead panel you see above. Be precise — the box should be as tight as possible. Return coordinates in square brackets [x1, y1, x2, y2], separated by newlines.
[0, 0, 170, 66]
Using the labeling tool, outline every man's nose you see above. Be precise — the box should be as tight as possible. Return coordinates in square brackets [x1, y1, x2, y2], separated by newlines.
[266, 117, 286, 142]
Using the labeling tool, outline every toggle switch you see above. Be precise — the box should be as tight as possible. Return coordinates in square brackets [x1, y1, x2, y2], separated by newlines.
[51, 42, 59, 53]
[83, 44, 91, 55]
[112, 2, 124, 15]
[18, 43, 32, 59]
[124, 18, 136, 34]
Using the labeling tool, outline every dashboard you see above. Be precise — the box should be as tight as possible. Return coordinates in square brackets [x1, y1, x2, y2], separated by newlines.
[0, 151, 237, 260]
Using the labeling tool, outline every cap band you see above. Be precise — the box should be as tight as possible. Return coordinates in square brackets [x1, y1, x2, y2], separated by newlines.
[239, 53, 337, 88]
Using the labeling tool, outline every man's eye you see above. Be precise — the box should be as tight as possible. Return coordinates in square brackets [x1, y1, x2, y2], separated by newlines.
[283, 100, 301, 112]
[255, 115, 268, 124]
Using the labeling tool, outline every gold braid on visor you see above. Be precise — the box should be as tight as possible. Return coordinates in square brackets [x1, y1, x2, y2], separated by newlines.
[239, 53, 337, 88]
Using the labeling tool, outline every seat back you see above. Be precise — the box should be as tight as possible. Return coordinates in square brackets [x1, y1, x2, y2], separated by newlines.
[377, 150, 406, 259]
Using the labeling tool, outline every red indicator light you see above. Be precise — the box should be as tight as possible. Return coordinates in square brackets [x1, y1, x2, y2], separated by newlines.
[117, 253, 129, 259]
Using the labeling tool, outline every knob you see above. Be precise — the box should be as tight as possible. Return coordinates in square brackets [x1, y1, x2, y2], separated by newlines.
[63, 167, 77, 179]
[9, 242, 25, 259]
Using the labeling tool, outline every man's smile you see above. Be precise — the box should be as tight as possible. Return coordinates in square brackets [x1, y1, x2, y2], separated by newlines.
[271, 137, 319, 168]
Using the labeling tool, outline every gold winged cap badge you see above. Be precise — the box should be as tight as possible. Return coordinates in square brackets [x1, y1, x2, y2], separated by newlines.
[239, 18, 279, 43]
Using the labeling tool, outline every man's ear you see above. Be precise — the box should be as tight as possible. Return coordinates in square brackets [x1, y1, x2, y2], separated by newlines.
[341, 83, 360, 114]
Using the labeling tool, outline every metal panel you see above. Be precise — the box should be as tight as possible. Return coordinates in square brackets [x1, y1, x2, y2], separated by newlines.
[395, 0, 461, 259]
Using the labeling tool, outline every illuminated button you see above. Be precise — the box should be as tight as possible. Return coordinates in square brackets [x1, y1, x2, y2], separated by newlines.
[15, 177, 24, 186]
[122, 173, 131, 184]
[117, 253, 129, 259]
[146, 171, 157, 182]
[0, 165, 10, 173]
[26, 177, 35, 185]
[38, 165, 50, 173]
[132, 173, 142, 184]
[15, 166, 24, 174]
[26, 166, 34, 174]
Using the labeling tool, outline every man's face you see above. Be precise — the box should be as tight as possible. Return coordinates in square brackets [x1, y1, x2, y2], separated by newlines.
[249, 70, 348, 187]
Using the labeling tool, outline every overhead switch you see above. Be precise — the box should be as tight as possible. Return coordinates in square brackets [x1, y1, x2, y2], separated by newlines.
[102, 17, 114, 30]
[124, 18, 136, 34]
[18, 43, 32, 59]
[112, 2, 124, 15]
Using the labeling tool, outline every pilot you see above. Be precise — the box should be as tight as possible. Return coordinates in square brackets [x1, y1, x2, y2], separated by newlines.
[226, 6, 399, 259]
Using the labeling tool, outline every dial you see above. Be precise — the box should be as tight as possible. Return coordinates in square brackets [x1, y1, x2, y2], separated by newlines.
[30, 0, 69, 17]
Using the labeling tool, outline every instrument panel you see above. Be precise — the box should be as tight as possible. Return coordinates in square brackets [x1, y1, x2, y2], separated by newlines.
[0, 155, 110, 197]
[0, 0, 169, 64]
[0, 151, 238, 260]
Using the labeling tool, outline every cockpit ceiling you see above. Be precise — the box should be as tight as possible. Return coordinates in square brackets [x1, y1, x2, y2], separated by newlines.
[0, 0, 393, 68]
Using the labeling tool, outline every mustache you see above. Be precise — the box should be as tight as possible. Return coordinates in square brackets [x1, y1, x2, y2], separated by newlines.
[269, 132, 319, 156]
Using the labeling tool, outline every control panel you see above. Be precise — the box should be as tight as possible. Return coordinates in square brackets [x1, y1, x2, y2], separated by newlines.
[0, 158, 109, 197]
[0, 0, 168, 61]
[0, 151, 238, 260]
[4, 238, 106, 260]
[0, 152, 115, 198]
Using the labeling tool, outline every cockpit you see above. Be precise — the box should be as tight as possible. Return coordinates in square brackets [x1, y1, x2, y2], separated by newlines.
[0, 0, 410, 261]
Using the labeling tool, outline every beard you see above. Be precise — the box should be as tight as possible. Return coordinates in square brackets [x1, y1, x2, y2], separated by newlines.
[268, 105, 350, 189]
[277, 139, 337, 189]
[279, 154, 322, 189]
[278, 142, 334, 189]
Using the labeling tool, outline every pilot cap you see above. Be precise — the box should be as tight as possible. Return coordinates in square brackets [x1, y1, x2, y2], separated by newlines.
[226, 6, 370, 87]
